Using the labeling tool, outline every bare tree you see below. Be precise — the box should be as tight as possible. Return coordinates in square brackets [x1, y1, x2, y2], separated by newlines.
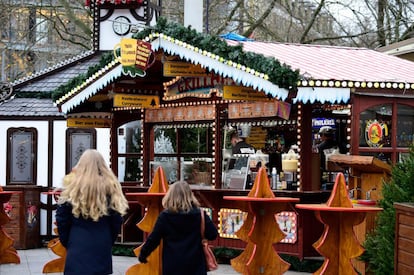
[162, 0, 414, 48]
[0, 0, 91, 81]
[3, 0, 414, 81]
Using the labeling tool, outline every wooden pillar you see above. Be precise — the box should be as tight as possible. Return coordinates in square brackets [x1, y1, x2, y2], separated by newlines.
[300, 104, 314, 191]
[143, 110, 153, 186]
[214, 103, 226, 188]
[110, 113, 118, 176]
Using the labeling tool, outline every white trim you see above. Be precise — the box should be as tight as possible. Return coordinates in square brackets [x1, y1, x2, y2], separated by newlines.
[151, 37, 289, 100]
[59, 36, 290, 114]
[67, 112, 113, 118]
[294, 87, 350, 104]
[60, 65, 123, 114]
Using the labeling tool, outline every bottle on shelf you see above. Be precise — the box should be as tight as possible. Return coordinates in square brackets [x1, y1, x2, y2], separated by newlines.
[280, 171, 287, 189]
[271, 167, 277, 190]
[276, 173, 282, 190]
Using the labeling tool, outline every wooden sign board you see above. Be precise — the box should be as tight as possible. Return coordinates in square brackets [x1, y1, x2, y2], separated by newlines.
[246, 127, 267, 149]
[163, 61, 207, 77]
[67, 118, 111, 128]
[145, 105, 215, 122]
[223, 85, 268, 101]
[136, 40, 153, 70]
[113, 94, 159, 108]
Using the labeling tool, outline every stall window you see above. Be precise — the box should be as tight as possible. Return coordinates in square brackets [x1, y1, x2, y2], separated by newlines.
[6, 127, 37, 185]
[358, 102, 414, 163]
[179, 127, 209, 153]
[117, 120, 143, 182]
[154, 127, 176, 154]
[66, 128, 96, 173]
[152, 125, 212, 185]
[359, 104, 392, 148]
[396, 104, 414, 147]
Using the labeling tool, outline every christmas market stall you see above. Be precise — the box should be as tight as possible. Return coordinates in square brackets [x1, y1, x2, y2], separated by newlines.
[7, 0, 414, 261]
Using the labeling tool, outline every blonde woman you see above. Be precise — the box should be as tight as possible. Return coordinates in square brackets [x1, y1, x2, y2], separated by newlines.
[138, 181, 218, 275]
[56, 149, 129, 275]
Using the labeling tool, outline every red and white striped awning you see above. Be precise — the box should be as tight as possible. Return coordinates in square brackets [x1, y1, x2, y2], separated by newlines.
[226, 40, 414, 84]
[226, 40, 414, 103]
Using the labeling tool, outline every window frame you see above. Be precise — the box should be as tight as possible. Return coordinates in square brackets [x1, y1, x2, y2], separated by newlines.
[6, 127, 37, 185]
[151, 124, 213, 184]
[116, 120, 143, 184]
[354, 96, 414, 164]
[65, 128, 97, 174]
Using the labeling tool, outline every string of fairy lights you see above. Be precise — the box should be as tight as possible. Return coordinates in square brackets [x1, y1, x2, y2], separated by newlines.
[299, 79, 414, 90]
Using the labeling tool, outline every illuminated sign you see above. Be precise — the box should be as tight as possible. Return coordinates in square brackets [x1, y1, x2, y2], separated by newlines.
[163, 61, 207, 77]
[145, 105, 215, 122]
[164, 75, 236, 99]
[312, 118, 336, 128]
[113, 94, 159, 108]
[223, 85, 267, 101]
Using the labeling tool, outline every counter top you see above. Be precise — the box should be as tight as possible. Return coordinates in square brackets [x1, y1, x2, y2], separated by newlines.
[296, 203, 382, 212]
[224, 195, 299, 203]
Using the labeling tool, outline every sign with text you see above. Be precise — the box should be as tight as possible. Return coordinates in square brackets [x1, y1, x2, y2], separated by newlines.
[113, 94, 159, 108]
[113, 38, 155, 77]
[114, 38, 137, 67]
[67, 118, 111, 128]
[145, 105, 215, 122]
[223, 85, 268, 101]
[277, 101, 292, 120]
[136, 40, 154, 70]
[228, 100, 291, 120]
[163, 61, 207, 77]
[164, 75, 236, 100]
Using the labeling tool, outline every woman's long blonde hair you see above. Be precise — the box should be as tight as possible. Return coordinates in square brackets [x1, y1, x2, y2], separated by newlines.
[58, 149, 129, 221]
[162, 181, 200, 213]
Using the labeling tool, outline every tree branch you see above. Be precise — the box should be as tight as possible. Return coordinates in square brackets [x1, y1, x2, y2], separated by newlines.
[300, 0, 325, 43]
[242, 0, 277, 38]
[213, 0, 244, 35]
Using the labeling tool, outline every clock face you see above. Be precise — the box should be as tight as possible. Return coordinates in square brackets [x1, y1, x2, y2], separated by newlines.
[112, 16, 131, 36]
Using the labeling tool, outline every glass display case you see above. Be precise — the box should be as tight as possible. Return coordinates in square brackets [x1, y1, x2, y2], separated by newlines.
[222, 153, 269, 189]
[150, 158, 214, 187]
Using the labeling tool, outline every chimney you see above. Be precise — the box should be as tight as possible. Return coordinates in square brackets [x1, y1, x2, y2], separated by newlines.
[184, 0, 203, 32]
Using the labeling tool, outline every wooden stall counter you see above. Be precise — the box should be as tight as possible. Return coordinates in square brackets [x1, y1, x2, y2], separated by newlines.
[327, 154, 391, 202]
[189, 186, 330, 259]
[3, 185, 41, 249]
[121, 181, 330, 260]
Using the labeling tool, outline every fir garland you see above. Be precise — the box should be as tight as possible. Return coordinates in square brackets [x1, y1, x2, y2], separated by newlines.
[134, 17, 299, 90]
[50, 18, 299, 102]
[51, 52, 115, 101]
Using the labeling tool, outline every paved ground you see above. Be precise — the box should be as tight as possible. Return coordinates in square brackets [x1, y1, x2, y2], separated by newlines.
[0, 248, 312, 274]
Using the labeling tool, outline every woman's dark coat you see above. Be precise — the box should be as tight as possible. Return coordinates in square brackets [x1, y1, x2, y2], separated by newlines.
[56, 203, 122, 275]
[139, 208, 218, 275]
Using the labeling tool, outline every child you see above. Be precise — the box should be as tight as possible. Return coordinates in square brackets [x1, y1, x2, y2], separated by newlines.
[138, 181, 218, 275]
